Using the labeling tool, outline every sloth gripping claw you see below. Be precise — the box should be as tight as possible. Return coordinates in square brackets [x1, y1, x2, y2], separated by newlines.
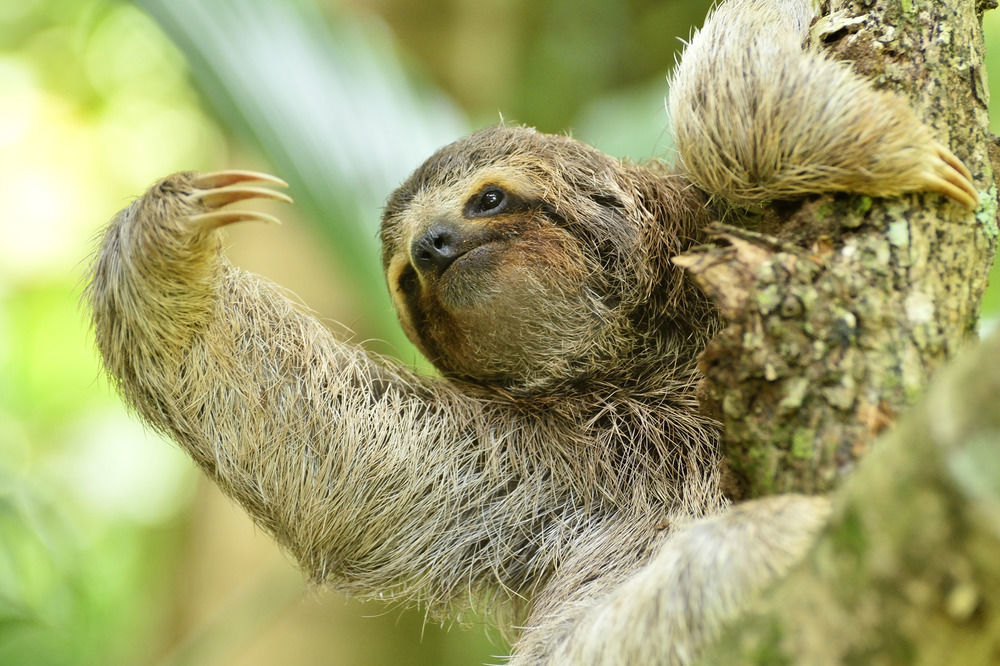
[185, 170, 293, 230]
[925, 142, 978, 210]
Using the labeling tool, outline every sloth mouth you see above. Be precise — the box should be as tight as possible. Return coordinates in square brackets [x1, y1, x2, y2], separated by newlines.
[441, 243, 490, 275]
[433, 243, 504, 310]
[436, 247, 472, 277]
[409, 220, 517, 285]
[396, 241, 497, 303]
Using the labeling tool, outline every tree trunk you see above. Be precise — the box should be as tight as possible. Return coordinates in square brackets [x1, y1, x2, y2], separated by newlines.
[682, 1, 1000, 662]
[681, 0, 1000, 498]
[700, 326, 1000, 665]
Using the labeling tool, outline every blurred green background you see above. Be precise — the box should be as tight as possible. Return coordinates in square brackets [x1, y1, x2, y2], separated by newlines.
[0, 1, 998, 664]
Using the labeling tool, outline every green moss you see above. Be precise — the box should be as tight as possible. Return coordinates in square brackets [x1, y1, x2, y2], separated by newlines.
[797, 286, 819, 311]
[748, 621, 792, 666]
[791, 428, 815, 459]
[722, 393, 746, 419]
[778, 377, 810, 411]
[738, 443, 779, 495]
[756, 284, 783, 315]
[882, 371, 901, 389]
[845, 626, 916, 666]
[975, 185, 998, 240]
[903, 381, 925, 404]
[831, 505, 868, 558]
[854, 196, 873, 215]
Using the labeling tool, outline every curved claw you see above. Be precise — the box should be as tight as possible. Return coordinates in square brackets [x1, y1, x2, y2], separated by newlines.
[187, 185, 294, 209]
[930, 143, 977, 210]
[187, 210, 282, 231]
[924, 175, 978, 211]
[192, 170, 289, 189]
[183, 169, 292, 227]
[935, 144, 972, 181]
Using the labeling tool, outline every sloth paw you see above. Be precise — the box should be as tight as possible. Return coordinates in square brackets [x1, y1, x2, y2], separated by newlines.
[919, 142, 977, 210]
[184, 170, 292, 229]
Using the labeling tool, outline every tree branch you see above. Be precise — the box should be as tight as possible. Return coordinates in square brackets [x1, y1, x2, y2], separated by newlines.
[699, 326, 1000, 664]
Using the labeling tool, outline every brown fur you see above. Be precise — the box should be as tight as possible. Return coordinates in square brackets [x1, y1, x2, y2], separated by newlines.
[86, 1, 974, 663]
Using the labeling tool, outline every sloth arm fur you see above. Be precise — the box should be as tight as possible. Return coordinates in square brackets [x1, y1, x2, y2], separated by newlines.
[90, 181, 588, 611]
[89, 180, 828, 665]
[670, 0, 974, 207]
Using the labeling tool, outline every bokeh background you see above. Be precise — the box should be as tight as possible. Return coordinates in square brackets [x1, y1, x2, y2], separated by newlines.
[1, 1, 998, 664]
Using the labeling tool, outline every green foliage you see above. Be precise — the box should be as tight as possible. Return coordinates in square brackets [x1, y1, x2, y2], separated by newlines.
[2, 285, 103, 430]
[0, 1, 214, 663]
[0, 457, 185, 666]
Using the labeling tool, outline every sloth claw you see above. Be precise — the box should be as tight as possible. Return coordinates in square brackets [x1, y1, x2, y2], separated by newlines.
[191, 170, 289, 189]
[927, 143, 977, 210]
[186, 209, 282, 230]
[183, 170, 292, 228]
[187, 185, 293, 208]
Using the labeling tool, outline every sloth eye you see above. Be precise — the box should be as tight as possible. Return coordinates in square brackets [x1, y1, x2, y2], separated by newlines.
[479, 189, 504, 211]
[471, 187, 507, 216]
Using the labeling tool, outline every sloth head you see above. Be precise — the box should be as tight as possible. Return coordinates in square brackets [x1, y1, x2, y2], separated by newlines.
[381, 126, 703, 392]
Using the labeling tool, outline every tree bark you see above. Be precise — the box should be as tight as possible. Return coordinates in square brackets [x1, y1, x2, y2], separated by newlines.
[682, 0, 1000, 497]
[682, 1, 1000, 662]
[699, 326, 1000, 665]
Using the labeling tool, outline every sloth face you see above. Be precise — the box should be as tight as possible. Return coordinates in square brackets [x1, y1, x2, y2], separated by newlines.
[381, 126, 646, 389]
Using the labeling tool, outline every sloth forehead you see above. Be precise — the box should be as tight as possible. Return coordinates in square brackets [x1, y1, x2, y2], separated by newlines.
[383, 126, 592, 221]
[405, 166, 543, 214]
[380, 125, 633, 269]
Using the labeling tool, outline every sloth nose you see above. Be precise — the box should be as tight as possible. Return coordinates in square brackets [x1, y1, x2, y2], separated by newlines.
[411, 224, 462, 276]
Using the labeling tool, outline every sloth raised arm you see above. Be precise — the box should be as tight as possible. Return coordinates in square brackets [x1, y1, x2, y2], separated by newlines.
[86, 171, 515, 605]
[86, 134, 724, 621]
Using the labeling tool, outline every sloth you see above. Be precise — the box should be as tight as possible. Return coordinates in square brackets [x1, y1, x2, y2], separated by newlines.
[87, 0, 976, 663]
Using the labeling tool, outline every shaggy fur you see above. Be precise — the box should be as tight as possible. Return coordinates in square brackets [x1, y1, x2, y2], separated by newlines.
[87, 1, 974, 663]
[669, 0, 975, 208]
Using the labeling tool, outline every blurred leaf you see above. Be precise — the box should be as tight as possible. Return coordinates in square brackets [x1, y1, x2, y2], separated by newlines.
[0, 469, 79, 664]
[0, 460, 179, 665]
[515, 0, 629, 131]
[134, 0, 467, 348]
[0, 593, 40, 635]
[573, 78, 674, 161]
[0, 284, 105, 433]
